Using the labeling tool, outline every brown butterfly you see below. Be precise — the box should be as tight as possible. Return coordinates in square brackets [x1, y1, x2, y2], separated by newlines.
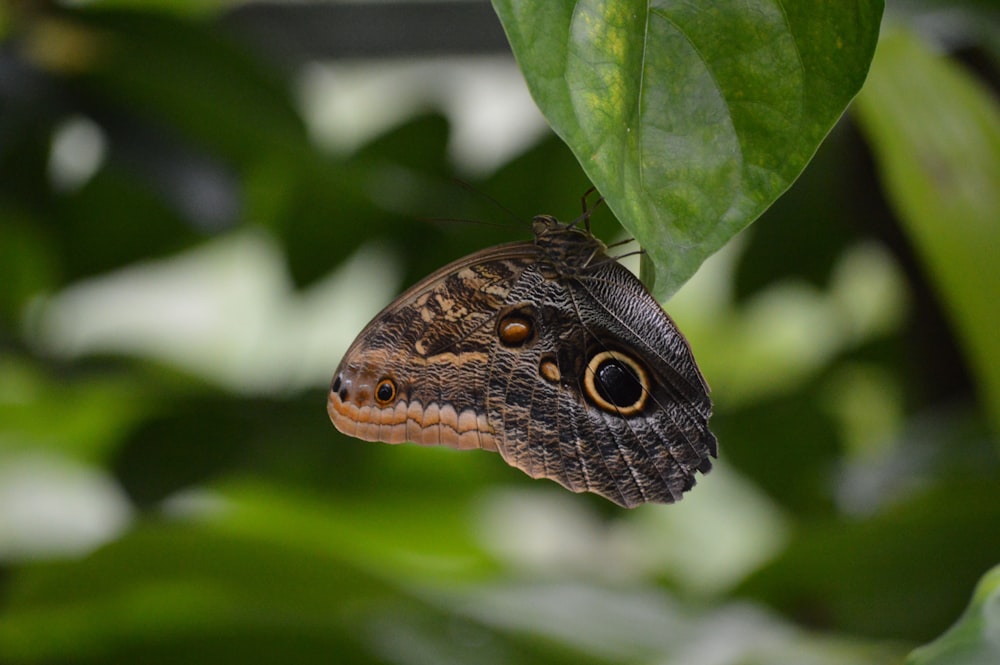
[328, 210, 716, 507]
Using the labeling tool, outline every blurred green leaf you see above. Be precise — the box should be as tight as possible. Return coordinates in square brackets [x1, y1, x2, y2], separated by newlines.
[216, 480, 499, 583]
[0, 210, 58, 327]
[712, 382, 840, 517]
[0, 520, 398, 665]
[738, 476, 1000, 641]
[854, 28, 1000, 436]
[0, 358, 154, 464]
[272, 112, 457, 288]
[907, 563, 1000, 665]
[66, 8, 307, 162]
[88, 0, 237, 16]
[733, 122, 865, 300]
[6, 6, 326, 285]
[0, 498, 611, 665]
[492, 0, 883, 298]
[53, 169, 203, 280]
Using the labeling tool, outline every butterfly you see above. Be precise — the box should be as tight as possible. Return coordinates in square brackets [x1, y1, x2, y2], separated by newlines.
[328, 208, 716, 507]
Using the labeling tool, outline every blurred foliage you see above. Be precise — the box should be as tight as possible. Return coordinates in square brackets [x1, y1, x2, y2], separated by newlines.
[855, 26, 1000, 436]
[0, 2, 998, 665]
[907, 563, 1000, 665]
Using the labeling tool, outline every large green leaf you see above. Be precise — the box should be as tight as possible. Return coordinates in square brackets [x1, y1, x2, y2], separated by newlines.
[737, 476, 1000, 641]
[0, 492, 610, 665]
[907, 564, 1000, 665]
[492, 0, 883, 298]
[854, 28, 1000, 437]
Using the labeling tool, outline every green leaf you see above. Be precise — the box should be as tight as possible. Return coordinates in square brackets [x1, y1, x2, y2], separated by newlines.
[492, 0, 883, 298]
[67, 7, 307, 162]
[737, 477, 1000, 641]
[0, 520, 395, 665]
[0, 496, 609, 665]
[853, 28, 1000, 437]
[0, 359, 156, 464]
[907, 564, 1000, 665]
[712, 381, 840, 517]
[0, 210, 58, 327]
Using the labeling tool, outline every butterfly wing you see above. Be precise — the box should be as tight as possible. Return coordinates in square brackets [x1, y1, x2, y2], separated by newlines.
[328, 236, 716, 508]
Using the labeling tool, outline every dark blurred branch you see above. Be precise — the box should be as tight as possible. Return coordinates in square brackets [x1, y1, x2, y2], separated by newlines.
[218, 0, 511, 62]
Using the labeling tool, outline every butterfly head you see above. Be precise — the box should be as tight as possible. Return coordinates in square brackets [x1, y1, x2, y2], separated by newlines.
[531, 215, 609, 274]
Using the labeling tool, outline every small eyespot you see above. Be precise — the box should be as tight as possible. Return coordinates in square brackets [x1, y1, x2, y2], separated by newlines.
[539, 355, 561, 383]
[375, 378, 397, 405]
[583, 350, 649, 415]
[498, 316, 533, 346]
[497, 305, 537, 348]
[331, 375, 349, 403]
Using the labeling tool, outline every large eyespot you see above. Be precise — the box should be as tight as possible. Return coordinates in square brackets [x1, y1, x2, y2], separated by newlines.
[375, 378, 397, 405]
[497, 305, 537, 348]
[583, 350, 649, 415]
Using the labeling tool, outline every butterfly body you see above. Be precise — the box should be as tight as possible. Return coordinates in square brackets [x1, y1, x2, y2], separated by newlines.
[328, 215, 716, 507]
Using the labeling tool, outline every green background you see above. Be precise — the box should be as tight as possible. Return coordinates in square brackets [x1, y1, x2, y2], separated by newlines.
[1, 1, 998, 664]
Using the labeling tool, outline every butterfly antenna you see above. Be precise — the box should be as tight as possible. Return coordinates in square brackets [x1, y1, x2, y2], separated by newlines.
[418, 216, 508, 229]
[451, 178, 523, 225]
